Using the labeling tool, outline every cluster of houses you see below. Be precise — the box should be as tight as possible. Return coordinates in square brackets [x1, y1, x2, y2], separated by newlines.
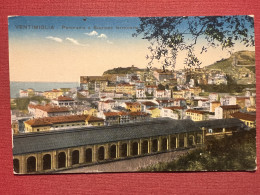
[12, 67, 256, 135]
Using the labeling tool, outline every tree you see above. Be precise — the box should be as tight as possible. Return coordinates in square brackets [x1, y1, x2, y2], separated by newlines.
[134, 16, 255, 70]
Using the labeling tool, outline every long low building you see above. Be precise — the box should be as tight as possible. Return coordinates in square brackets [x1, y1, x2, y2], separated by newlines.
[13, 118, 204, 174]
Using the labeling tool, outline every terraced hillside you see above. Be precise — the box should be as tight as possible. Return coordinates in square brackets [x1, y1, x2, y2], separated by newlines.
[206, 51, 255, 85]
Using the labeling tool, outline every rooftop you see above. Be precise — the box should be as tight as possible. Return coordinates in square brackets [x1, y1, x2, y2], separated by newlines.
[24, 115, 104, 127]
[14, 118, 201, 155]
[220, 105, 240, 110]
[231, 112, 256, 122]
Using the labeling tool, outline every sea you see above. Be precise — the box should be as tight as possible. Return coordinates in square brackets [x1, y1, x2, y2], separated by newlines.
[10, 81, 79, 98]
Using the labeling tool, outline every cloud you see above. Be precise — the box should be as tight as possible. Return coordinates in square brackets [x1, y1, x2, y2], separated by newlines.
[98, 34, 107, 39]
[85, 31, 98, 36]
[66, 37, 87, 46]
[107, 40, 113, 44]
[46, 36, 63, 43]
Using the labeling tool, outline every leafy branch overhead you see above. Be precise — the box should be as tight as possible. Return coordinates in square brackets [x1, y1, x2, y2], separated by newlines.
[133, 16, 255, 70]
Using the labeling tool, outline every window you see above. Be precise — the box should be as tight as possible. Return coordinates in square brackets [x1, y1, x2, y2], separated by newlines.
[37, 129, 40, 132]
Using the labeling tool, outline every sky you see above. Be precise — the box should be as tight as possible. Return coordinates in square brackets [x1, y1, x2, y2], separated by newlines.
[8, 16, 255, 82]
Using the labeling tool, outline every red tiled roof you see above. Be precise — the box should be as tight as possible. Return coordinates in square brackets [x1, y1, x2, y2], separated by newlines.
[125, 102, 141, 106]
[141, 101, 158, 106]
[129, 112, 150, 116]
[57, 96, 74, 101]
[25, 115, 104, 127]
[231, 112, 256, 122]
[220, 105, 240, 110]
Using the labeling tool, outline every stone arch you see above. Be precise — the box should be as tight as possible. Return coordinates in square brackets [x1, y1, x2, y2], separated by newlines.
[58, 152, 66, 168]
[132, 142, 138, 156]
[161, 138, 168, 151]
[110, 144, 117, 159]
[170, 136, 177, 149]
[188, 135, 195, 146]
[98, 146, 105, 161]
[196, 134, 202, 144]
[151, 139, 158, 153]
[141, 140, 148, 154]
[179, 134, 185, 148]
[85, 148, 92, 163]
[43, 154, 51, 170]
[72, 150, 79, 165]
[120, 143, 128, 157]
[27, 156, 36, 173]
[13, 159, 19, 173]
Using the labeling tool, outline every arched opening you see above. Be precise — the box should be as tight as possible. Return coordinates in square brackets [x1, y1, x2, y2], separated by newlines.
[13, 159, 19, 173]
[132, 142, 138, 156]
[196, 135, 202, 144]
[27, 156, 36, 173]
[141, 140, 148, 154]
[72, 150, 79, 165]
[43, 154, 51, 170]
[98, 146, 105, 161]
[170, 136, 176, 149]
[179, 135, 185, 148]
[188, 136, 194, 146]
[58, 152, 66, 168]
[110, 145, 117, 159]
[161, 138, 168, 151]
[151, 139, 158, 152]
[120, 143, 128, 157]
[85, 148, 92, 163]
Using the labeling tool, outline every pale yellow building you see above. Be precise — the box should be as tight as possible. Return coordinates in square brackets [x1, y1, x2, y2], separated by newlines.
[116, 83, 136, 96]
[186, 109, 209, 121]
[146, 107, 161, 118]
[43, 89, 63, 100]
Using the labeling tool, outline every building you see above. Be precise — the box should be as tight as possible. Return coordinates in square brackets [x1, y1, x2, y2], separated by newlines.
[153, 69, 175, 82]
[13, 118, 203, 174]
[236, 97, 251, 109]
[154, 89, 171, 99]
[141, 101, 158, 112]
[28, 104, 71, 118]
[215, 105, 240, 119]
[185, 109, 209, 121]
[98, 100, 116, 111]
[80, 76, 111, 92]
[136, 89, 146, 98]
[156, 99, 174, 108]
[125, 102, 141, 112]
[24, 115, 105, 133]
[83, 107, 98, 117]
[220, 96, 236, 106]
[145, 85, 157, 96]
[116, 83, 136, 96]
[210, 101, 221, 113]
[161, 107, 184, 120]
[129, 112, 151, 122]
[146, 108, 161, 118]
[231, 112, 256, 128]
[51, 96, 76, 107]
[43, 89, 63, 100]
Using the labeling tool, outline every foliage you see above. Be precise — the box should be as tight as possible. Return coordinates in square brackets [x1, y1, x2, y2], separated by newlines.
[134, 16, 255, 70]
[103, 66, 144, 75]
[157, 84, 165, 90]
[140, 129, 256, 171]
[12, 96, 50, 110]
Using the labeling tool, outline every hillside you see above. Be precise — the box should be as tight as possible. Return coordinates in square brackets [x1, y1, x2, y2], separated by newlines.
[206, 50, 255, 84]
[103, 65, 145, 75]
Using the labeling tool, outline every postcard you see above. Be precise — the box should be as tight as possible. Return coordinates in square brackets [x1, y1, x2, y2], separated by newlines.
[9, 16, 256, 174]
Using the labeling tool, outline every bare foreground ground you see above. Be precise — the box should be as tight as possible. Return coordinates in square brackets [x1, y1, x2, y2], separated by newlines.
[59, 149, 194, 173]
